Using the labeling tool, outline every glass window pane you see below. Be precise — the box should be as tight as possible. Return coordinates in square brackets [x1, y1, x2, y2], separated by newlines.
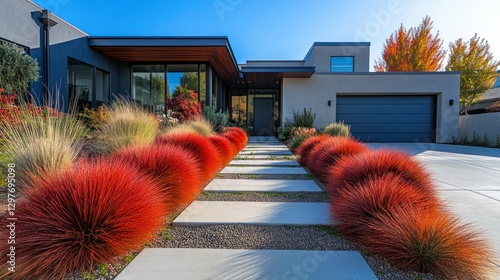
[331, 56, 354, 72]
[200, 64, 206, 106]
[132, 65, 165, 114]
[96, 69, 109, 106]
[68, 58, 93, 109]
[167, 64, 198, 98]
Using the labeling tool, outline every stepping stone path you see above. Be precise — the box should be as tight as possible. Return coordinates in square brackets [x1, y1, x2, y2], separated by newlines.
[116, 136, 377, 280]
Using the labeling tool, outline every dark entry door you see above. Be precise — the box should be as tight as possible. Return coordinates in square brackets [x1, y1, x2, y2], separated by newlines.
[253, 98, 274, 136]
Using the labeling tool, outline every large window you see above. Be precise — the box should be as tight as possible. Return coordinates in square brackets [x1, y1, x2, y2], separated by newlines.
[68, 58, 110, 110]
[132, 64, 207, 114]
[330, 56, 354, 72]
[96, 69, 110, 106]
[132, 65, 166, 113]
[68, 58, 93, 109]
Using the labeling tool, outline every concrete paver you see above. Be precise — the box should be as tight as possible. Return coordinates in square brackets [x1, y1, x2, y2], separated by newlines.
[172, 201, 332, 226]
[220, 166, 307, 175]
[238, 150, 293, 155]
[229, 159, 300, 166]
[115, 248, 377, 280]
[235, 155, 296, 160]
[204, 179, 323, 193]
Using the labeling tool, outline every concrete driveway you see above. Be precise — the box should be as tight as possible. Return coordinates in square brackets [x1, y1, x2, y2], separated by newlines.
[369, 143, 500, 277]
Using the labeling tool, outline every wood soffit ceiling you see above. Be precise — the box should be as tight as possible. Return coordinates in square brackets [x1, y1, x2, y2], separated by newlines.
[89, 38, 315, 88]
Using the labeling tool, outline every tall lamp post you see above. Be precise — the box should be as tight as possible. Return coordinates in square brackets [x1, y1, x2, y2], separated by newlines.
[38, 9, 58, 103]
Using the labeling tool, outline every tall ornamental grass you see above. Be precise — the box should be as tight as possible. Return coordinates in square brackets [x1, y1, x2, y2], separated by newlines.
[100, 100, 159, 152]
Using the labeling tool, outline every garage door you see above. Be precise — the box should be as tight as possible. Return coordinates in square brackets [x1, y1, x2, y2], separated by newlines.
[336, 95, 436, 142]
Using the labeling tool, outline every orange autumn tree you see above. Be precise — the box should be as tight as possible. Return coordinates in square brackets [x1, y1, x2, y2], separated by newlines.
[375, 16, 445, 72]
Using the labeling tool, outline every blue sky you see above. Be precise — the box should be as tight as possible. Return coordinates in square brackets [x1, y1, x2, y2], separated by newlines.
[32, 0, 500, 70]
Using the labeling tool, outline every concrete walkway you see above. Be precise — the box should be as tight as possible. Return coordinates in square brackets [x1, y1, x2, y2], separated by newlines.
[369, 143, 500, 277]
[204, 179, 322, 192]
[117, 136, 377, 279]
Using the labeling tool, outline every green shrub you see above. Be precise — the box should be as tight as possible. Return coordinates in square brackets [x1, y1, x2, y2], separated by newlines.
[202, 105, 228, 132]
[497, 135, 500, 148]
[292, 108, 316, 128]
[0, 43, 39, 95]
[100, 100, 159, 152]
[288, 134, 312, 153]
[78, 105, 112, 130]
[278, 119, 294, 141]
[471, 132, 482, 146]
[323, 121, 351, 137]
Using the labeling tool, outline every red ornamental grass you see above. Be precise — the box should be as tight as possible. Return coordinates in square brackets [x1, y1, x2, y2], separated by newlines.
[222, 130, 246, 153]
[307, 137, 368, 183]
[0, 159, 166, 280]
[294, 134, 332, 165]
[362, 206, 494, 279]
[156, 132, 221, 182]
[326, 149, 435, 199]
[223, 127, 248, 151]
[207, 134, 236, 167]
[331, 173, 439, 240]
[111, 144, 203, 211]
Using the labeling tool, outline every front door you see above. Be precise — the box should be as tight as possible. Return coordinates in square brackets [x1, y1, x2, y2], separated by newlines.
[253, 98, 274, 136]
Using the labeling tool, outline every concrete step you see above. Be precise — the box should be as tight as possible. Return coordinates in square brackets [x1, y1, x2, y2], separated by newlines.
[229, 160, 300, 167]
[204, 179, 323, 193]
[235, 155, 296, 160]
[220, 166, 307, 175]
[172, 201, 332, 226]
[115, 248, 377, 280]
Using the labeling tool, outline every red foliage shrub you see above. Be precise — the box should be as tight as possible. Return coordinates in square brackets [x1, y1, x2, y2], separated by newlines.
[0, 159, 166, 279]
[331, 173, 439, 240]
[326, 149, 435, 199]
[361, 206, 494, 279]
[294, 135, 332, 164]
[111, 144, 203, 211]
[207, 134, 236, 167]
[156, 132, 221, 183]
[222, 127, 248, 151]
[307, 137, 368, 182]
[166, 88, 202, 123]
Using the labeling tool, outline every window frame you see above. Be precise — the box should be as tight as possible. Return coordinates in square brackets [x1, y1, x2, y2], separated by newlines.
[330, 56, 354, 73]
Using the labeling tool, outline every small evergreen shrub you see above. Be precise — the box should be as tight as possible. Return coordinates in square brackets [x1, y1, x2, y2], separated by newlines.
[292, 107, 316, 128]
[288, 134, 312, 153]
[278, 119, 294, 141]
[322, 121, 351, 137]
[202, 105, 229, 132]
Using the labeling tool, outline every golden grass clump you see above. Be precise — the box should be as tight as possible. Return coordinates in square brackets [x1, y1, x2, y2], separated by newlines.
[0, 103, 86, 188]
[100, 100, 159, 152]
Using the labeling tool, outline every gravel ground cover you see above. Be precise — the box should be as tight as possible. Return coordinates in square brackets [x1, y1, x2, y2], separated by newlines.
[198, 191, 329, 202]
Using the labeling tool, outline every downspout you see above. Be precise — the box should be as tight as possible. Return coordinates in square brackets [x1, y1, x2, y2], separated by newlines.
[38, 9, 57, 103]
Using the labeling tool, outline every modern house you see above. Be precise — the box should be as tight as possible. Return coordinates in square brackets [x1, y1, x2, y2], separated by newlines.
[1, 0, 460, 143]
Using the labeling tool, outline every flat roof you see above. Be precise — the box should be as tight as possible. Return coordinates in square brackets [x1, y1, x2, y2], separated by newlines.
[89, 36, 242, 85]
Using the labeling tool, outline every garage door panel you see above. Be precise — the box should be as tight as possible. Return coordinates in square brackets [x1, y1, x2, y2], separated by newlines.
[349, 124, 434, 133]
[337, 95, 435, 105]
[353, 133, 435, 142]
[337, 104, 434, 114]
[336, 95, 436, 143]
[336, 113, 434, 124]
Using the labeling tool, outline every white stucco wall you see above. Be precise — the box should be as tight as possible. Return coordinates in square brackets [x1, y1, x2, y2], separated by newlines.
[282, 72, 460, 143]
[459, 112, 500, 146]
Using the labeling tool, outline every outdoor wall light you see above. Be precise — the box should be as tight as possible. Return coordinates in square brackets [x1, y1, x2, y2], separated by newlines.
[449, 99, 454, 106]
[327, 100, 332, 106]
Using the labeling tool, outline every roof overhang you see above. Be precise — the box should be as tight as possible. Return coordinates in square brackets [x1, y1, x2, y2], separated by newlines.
[88, 36, 242, 86]
[239, 64, 315, 88]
